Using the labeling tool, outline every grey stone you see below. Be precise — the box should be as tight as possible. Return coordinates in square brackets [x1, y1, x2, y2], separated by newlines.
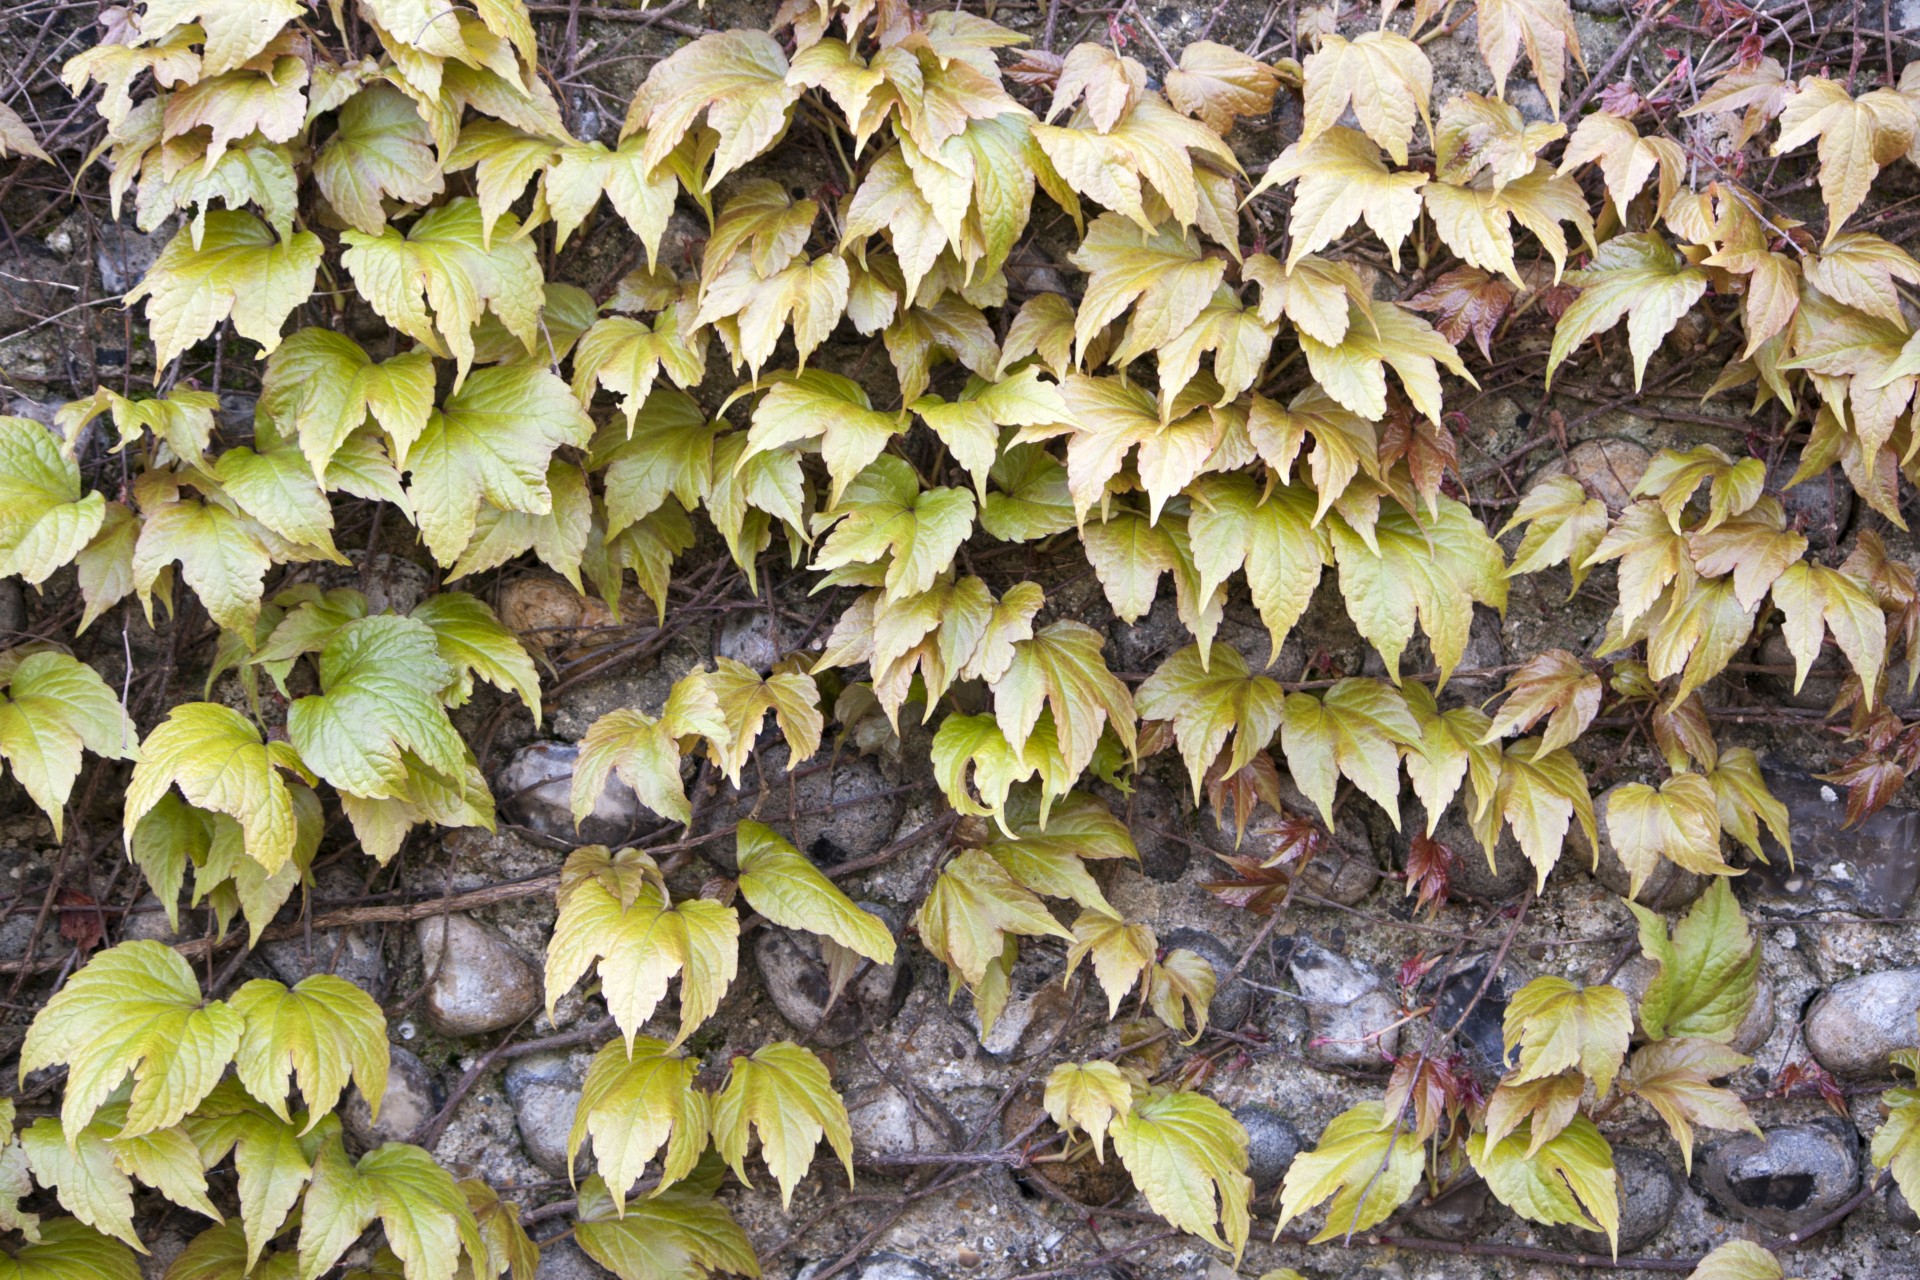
[708, 743, 904, 865]
[1743, 771, 1920, 919]
[1549, 1148, 1677, 1254]
[1888, 1181, 1920, 1231]
[1804, 968, 1920, 1079]
[344, 1045, 437, 1147]
[1161, 927, 1252, 1031]
[504, 1053, 585, 1177]
[138, 1227, 192, 1280]
[1772, 459, 1853, 552]
[1118, 775, 1191, 883]
[415, 914, 541, 1037]
[845, 1082, 955, 1157]
[497, 740, 644, 846]
[1233, 1104, 1301, 1194]
[797, 1254, 946, 1280]
[1108, 595, 1190, 674]
[1592, 783, 1708, 911]
[1418, 809, 1531, 902]
[1428, 952, 1515, 1078]
[1403, 1178, 1491, 1242]
[536, 1239, 612, 1280]
[95, 219, 171, 294]
[1697, 1120, 1860, 1233]
[262, 927, 387, 996]
[715, 608, 782, 670]
[754, 905, 908, 1047]
[1289, 938, 1400, 1070]
[119, 892, 177, 942]
[1531, 437, 1652, 511]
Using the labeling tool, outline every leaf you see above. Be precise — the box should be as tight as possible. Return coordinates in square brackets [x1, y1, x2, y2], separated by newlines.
[1044, 1062, 1133, 1160]
[0, 1218, 138, 1280]
[1604, 773, 1737, 899]
[1686, 1241, 1791, 1280]
[744, 370, 904, 509]
[812, 457, 976, 605]
[1275, 1101, 1425, 1243]
[569, 1038, 708, 1211]
[1147, 948, 1218, 1043]
[20, 941, 240, 1140]
[410, 592, 542, 721]
[1624, 1038, 1758, 1171]
[124, 211, 322, 369]
[1403, 683, 1501, 838]
[914, 848, 1073, 989]
[990, 621, 1135, 784]
[1111, 1089, 1251, 1261]
[544, 132, 679, 259]
[1280, 678, 1421, 830]
[1547, 233, 1708, 390]
[1468, 1116, 1618, 1253]
[0, 651, 136, 840]
[1407, 266, 1517, 361]
[1559, 112, 1687, 218]
[1708, 748, 1794, 863]
[1627, 878, 1760, 1043]
[1802, 231, 1920, 324]
[1066, 214, 1226, 366]
[0, 101, 50, 163]
[1301, 32, 1431, 165]
[1032, 95, 1240, 232]
[704, 658, 821, 786]
[129, 493, 273, 635]
[711, 1041, 853, 1209]
[1066, 913, 1157, 1018]
[625, 30, 798, 187]
[1772, 78, 1917, 243]
[1871, 1087, 1920, 1237]
[313, 83, 445, 235]
[286, 615, 466, 802]
[1329, 496, 1508, 683]
[572, 673, 728, 826]
[1770, 561, 1888, 707]
[0, 418, 107, 584]
[1252, 127, 1425, 270]
[1503, 976, 1632, 1097]
[1137, 644, 1285, 803]
[1187, 475, 1327, 664]
[125, 702, 307, 875]
[1477, 0, 1585, 115]
[573, 1165, 760, 1280]
[230, 976, 389, 1130]
[260, 328, 436, 481]
[1165, 41, 1280, 134]
[405, 364, 596, 565]
[298, 1139, 485, 1280]
[1483, 649, 1602, 755]
[1482, 1072, 1583, 1154]
[545, 846, 739, 1049]
[340, 198, 545, 386]
[462, 1180, 539, 1280]
[76, 503, 140, 634]
[575, 318, 710, 440]
[736, 821, 895, 963]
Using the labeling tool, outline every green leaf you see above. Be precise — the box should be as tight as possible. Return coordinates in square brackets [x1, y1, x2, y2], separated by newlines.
[735, 821, 895, 963]
[131, 494, 275, 635]
[1279, 678, 1421, 830]
[1871, 1086, 1920, 1234]
[0, 1217, 139, 1280]
[913, 848, 1073, 990]
[1503, 976, 1632, 1097]
[125, 210, 322, 369]
[297, 1139, 485, 1280]
[588, 391, 716, 536]
[405, 364, 596, 566]
[980, 788, 1135, 920]
[1604, 773, 1737, 899]
[286, 615, 467, 802]
[1276, 1101, 1425, 1243]
[990, 621, 1136, 785]
[1624, 1038, 1758, 1171]
[812, 457, 976, 606]
[0, 651, 137, 840]
[1487, 737, 1599, 892]
[1685, 1241, 1789, 1280]
[230, 976, 389, 1130]
[259, 328, 436, 480]
[1770, 561, 1888, 707]
[1111, 1089, 1251, 1261]
[409, 592, 542, 723]
[211, 445, 343, 558]
[711, 1041, 851, 1209]
[1627, 878, 1760, 1043]
[0, 417, 106, 584]
[573, 1166, 761, 1280]
[624, 29, 799, 187]
[125, 703, 308, 875]
[1329, 496, 1509, 684]
[545, 846, 739, 1049]
[704, 658, 821, 786]
[1547, 232, 1708, 390]
[981, 443, 1075, 542]
[1468, 1116, 1619, 1255]
[313, 83, 445, 236]
[1066, 913, 1157, 1018]
[1137, 644, 1285, 804]
[1044, 1061, 1133, 1160]
[182, 1082, 328, 1269]
[572, 673, 728, 826]
[20, 941, 241, 1140]
[24, 1113, 220, 1249]
[339, 198, 545, 385]
[569, 1038, 708, 1212]
[744, 371, 903, 509]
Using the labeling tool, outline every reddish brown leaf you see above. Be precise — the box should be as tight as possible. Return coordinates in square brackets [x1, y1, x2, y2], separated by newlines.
[1819, 752, 1908, 826]
[1406, 267, 1515, 360]
[1203, 750, 1283, 846]
[1004, 49, 1065, 89]
[1404, 833, 1455, 918]
[1378, 402, 1460, 513]
[57, 887, 103, 953]
[1203, 852, 1293, 915]
[1384, 1052, 1473, 1143]
[1772, 1060, 1850, 1118]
